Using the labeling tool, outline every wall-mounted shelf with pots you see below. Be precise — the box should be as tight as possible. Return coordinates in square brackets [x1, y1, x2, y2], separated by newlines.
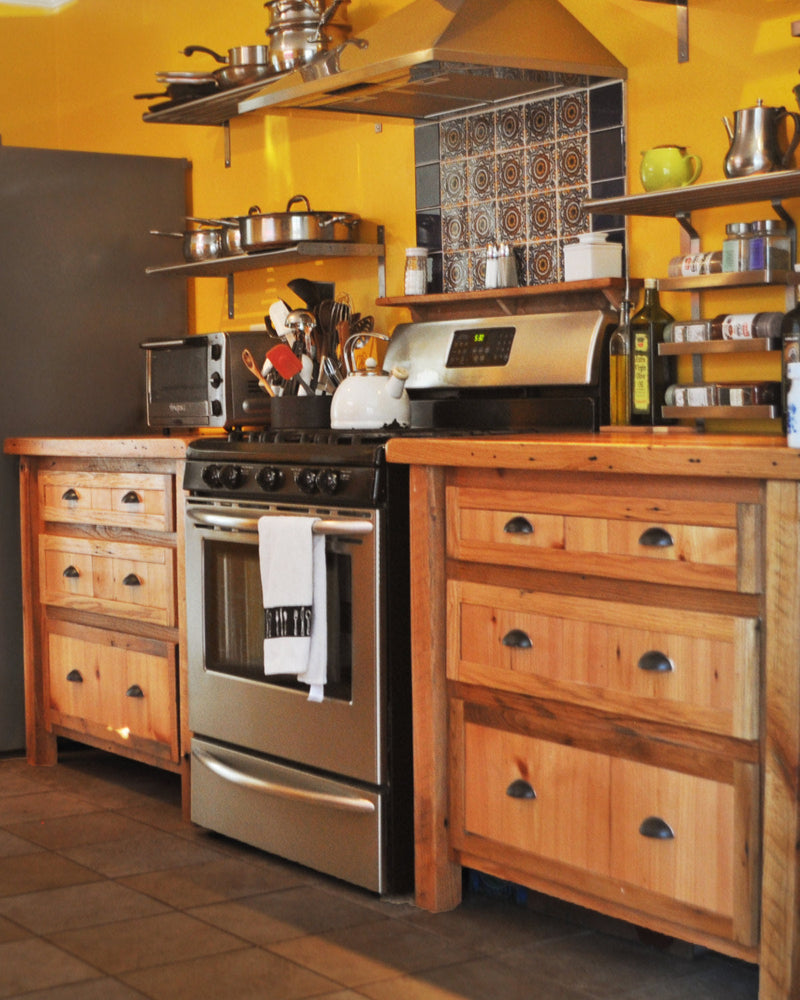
[586, 171, 800, 427]
[146, 231, 386, 318]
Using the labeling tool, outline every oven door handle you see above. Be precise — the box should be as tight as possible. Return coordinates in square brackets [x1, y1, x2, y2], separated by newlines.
[187, 508, 373, 537]
[192, 745, 376, 814]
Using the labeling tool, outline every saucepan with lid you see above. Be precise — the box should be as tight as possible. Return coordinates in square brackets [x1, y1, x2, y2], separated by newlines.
[233, 195, 360, 252]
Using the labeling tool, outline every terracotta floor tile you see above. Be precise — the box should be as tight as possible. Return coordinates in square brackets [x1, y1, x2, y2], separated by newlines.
[0, 852, 101, 897]
[119, 945, 339, 1000]
[49, 910, 248, 974]
[0, 937, 102, 998]
[60, 828, 225, 878]
[0, 791, 98, 826]
[0, 879, 170, 934]
[3, 979, 151, 1000]
[188, 884, 390, 945]
[0, 828, 44, 858]
[118, 856, 307, 908]
[268, 918, 478, 987]
[5, 810, 156, 851]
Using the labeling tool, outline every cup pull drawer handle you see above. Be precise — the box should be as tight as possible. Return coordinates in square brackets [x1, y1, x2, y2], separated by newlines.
[506, 779, 536, 800]
[122, 574, 142, 587]
[639, 816, 675, 840]
[502, 629, 533, 649]
[637, 650, 674, 673]
[638, 526, 674, 548]
[66, 669, 83, 683]
[121, 491, 142, 504]
[126, 684, 144, 698]
[61, 488, 79, 502]
[62, 565, 80, 579]
[504, 516, 534, 535]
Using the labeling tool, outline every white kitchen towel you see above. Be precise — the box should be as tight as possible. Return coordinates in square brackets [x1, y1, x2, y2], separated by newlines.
[258, 515, 327, 701]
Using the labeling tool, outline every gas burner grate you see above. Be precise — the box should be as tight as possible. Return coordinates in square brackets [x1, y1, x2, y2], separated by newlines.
[230, 427, 394, 448]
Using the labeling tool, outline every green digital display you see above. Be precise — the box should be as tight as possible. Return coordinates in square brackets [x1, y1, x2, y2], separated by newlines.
[446, 327, 516, 368]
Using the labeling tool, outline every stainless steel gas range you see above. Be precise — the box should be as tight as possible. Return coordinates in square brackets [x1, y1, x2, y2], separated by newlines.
[182, 306, 616, 895]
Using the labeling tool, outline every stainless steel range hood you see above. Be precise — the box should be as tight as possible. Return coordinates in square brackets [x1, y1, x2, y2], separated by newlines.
[239, 0, 626, 120]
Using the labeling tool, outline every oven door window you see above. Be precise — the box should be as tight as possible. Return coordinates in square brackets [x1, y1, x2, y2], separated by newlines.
[203, 535, 353, 701]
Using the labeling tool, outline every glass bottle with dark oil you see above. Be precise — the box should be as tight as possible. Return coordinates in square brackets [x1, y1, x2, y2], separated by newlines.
[630, 279, 675, 425]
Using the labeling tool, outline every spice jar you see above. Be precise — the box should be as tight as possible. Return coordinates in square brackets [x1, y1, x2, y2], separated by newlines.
[722, 222, 750, 272]
[403, 247, 428, 296]
[748, 219, 792, 273]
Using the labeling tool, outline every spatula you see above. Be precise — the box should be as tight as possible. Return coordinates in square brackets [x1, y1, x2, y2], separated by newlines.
[265, 342, 312, 396]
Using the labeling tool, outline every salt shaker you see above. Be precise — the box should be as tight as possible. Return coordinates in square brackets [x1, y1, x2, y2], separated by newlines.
[787, 362, 800, 447]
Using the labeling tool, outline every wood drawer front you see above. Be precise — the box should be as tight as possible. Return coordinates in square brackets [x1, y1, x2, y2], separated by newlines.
[447, 486, 760, 593]
[39, 471, 173, 531]
[448, 581, 760, 739]
[610, 757, 742, 922]
[461, 721, 611, 876]
[455, 718, 758, 944]
[40, 536, 175, 626]
[47, 620, 178, 761]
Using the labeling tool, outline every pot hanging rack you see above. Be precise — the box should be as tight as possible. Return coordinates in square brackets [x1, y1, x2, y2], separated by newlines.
[637, 0, 689, 64]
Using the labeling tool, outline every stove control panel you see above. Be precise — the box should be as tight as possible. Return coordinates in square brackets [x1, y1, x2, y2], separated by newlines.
[186, 461, 377, 506]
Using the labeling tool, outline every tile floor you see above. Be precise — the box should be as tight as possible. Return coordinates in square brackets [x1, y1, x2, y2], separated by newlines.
[0, 746, 760, 999]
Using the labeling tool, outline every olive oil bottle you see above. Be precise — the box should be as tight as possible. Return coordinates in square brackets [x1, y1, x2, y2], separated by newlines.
[629, 279, 675, 425]
[608, 298, 632, 425]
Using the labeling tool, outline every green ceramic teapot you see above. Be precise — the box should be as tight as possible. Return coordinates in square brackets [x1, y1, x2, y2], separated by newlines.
[640, 145, 702, 191]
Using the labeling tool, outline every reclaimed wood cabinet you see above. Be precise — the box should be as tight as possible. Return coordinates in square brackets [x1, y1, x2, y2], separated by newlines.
[4, 438, 191, 811]
[386, 431, 800, 1000]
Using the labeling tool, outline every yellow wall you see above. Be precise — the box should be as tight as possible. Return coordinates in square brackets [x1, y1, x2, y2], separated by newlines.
[2, 0, 800, 403]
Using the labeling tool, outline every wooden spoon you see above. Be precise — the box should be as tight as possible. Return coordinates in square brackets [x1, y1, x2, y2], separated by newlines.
[242, 348, 275, 397]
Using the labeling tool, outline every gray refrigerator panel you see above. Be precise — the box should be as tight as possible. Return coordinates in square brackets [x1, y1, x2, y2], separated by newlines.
[0, 145, 188, 752]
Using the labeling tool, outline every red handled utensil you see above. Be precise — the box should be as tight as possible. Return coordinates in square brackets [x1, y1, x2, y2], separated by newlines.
[265, 342, 312, 395]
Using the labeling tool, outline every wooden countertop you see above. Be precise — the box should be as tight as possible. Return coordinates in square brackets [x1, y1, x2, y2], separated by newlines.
[3, 435, 198, 459]
[386, 429, 800, 481]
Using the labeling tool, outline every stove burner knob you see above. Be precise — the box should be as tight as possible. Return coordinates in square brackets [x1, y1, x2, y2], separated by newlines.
[221, 464, 245, 489]
[296, 468, 319, 494]
[202, 464, 223, 488]
[256, 466, 284, 492]
[316, 468, 341, 495]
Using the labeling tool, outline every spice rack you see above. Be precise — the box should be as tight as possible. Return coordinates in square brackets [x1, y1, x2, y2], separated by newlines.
[586, 171, 800, 425]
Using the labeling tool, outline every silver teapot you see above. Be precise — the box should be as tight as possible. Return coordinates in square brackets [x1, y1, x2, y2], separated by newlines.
[723, 99, 800, 178]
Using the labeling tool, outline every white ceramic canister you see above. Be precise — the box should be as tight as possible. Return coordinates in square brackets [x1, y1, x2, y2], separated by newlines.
[563, 232, 622, 282]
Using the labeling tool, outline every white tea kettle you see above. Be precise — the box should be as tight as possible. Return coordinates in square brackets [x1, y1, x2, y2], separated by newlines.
[330, 333, 411, 429]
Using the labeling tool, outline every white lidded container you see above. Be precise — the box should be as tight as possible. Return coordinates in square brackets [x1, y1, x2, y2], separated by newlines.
[563, 232, 622, 282]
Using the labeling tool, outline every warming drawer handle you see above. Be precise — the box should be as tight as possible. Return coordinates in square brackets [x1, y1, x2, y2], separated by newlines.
[504, 515, 534, 535]
[126, 684, 144, 698]
[186, 508, 373, 537]
[638, 526, 674, 548]
[637, 650, 674, 674]
[506, 778, 536, 800]
[62, 565, 80, 579]
[502, 629, 532, 650]
[122, 573, 142, 587]
[639, 816, 675, 840]
[66, 669, 83, 683]
[61, 488, 79, 502]
[121, 491, 142, 504]
[192, 746, 376, 814]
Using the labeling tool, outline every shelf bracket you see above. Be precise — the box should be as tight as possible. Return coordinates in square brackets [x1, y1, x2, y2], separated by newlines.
[638, 0, 689, 63]
[674, 210, 700, 245]
[227, 274, 235, 318]
[224, 120, 231, 169]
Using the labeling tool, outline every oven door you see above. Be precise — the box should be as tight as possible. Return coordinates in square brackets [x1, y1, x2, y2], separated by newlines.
[185, 497, 386, 786]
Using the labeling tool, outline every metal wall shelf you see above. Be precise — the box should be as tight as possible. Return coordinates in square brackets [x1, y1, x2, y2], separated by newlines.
[146, 235, 386, 318]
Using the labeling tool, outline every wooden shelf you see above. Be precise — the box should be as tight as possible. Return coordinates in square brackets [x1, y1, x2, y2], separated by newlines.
[663, 405, 778, 420]
[586, 171, 800, 218]
[377, 277, 641, 320]
[659, 338, 779, 356]
[659, 269, 798, 292]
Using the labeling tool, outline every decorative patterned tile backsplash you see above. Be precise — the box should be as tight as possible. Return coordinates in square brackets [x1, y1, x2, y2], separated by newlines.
[415, 80, 626, 293]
